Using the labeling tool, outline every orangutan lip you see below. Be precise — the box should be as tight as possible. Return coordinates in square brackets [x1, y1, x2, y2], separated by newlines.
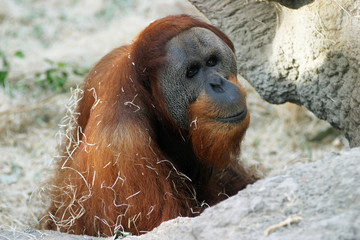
[217, 108, 247, 123]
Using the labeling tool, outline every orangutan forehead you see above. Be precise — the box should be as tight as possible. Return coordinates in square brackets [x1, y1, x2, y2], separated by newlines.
[171, 27, 228, 49]
[165, 27, 234, 67]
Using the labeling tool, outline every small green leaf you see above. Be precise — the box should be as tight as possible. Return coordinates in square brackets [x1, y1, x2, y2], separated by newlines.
[73, 67, 90, 76]
[308, 127, 339, 142]
[0, 71, 9, 87]
[57, 61, 67, 68]
[14, 51, 25, 58]
[114, 231, 132, 239]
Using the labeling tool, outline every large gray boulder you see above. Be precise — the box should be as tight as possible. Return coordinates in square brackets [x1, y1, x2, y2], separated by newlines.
[2, 148, 359, 239]
[130, 147, 360, 240]
[189, 0, 360, 147]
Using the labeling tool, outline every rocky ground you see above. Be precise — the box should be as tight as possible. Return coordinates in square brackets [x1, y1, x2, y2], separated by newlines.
[1, 148, 359, 239]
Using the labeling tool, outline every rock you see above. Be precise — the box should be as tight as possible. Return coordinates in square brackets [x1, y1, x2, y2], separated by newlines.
[4, 148, 358, 239]
[128, 147, 360, 240]
[189, 0, 360, 147]
[266, 0, 314, 9]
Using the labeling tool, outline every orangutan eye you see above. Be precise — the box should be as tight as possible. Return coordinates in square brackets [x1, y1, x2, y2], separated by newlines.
[206, 55, 218, 67]
[186, 63, 200, 78]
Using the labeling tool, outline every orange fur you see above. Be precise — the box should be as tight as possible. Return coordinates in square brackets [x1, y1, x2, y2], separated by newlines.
[43, 15, 257, 237]
[189, 75, 249, 168]
[46, 46, 195, 236]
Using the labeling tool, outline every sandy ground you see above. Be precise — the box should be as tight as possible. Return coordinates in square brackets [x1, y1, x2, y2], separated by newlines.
[0, 0, 349, 232]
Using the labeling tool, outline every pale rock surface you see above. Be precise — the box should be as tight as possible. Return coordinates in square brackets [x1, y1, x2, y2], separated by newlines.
[189, 0, 360, 147]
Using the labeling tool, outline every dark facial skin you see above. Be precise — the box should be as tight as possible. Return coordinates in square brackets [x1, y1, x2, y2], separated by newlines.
[159, 27, 246, 129]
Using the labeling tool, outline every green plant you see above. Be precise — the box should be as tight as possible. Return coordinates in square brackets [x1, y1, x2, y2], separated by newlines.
[35, 59, 89, 92]
[14, 51, 25, 59]
[0, 51, 10, 90]
[0, 51, 89, 93]
[0, 50, 26, 92]
[114, 231, 132, 239]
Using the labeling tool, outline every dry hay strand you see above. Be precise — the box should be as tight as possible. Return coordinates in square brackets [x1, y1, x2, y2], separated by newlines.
[37, 87, 88, 231]
[264, 216, 303, 236]
[40, 87, 198, 236]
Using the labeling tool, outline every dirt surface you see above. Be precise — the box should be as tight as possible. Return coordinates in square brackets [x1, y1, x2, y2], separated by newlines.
[0, 0, 349, 235]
